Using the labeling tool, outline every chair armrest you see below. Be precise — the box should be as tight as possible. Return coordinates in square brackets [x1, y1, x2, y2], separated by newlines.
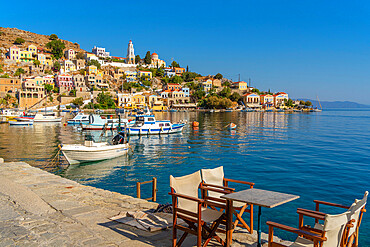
[266, 221, 326, 242]
[297, 208, 326, 216]
[224, 178, 255, 187]
[202, 183, 235, 192]
[168, 192, 204, 203]
[200, 185, 233, 195]
[313, 200, 350, 210]
[297, 209, 326, 221]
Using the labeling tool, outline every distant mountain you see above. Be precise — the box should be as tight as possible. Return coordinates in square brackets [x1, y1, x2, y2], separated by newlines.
[299, 99, 370, 109]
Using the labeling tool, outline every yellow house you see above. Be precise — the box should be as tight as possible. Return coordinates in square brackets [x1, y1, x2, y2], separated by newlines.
[132, 94, 146, 109]
[124, 71, 138, 82]
[202, 79, 213, 92]
[232, 81, 248, 90]
[34, 76, 43, 86]
[37, 54, 46, 65]
[86, 65, 97, 75]
[20, 50, 33, 63]
[9, 46, 20, 62]
[138, 71, 152, 80]
[27, 45, 37, 55]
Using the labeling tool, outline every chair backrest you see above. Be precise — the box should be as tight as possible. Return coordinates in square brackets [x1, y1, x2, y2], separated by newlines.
[170, 171, 202, 213]
[347, 191, 368, 237]
[201, 166, 224, 199]
[322, 211, 351, 247]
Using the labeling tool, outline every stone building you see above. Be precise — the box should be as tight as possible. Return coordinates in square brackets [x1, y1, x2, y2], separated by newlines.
[0, 78, 22, 97]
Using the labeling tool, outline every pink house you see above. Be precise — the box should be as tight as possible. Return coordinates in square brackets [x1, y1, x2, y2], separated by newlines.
[55, 74, 74, 93]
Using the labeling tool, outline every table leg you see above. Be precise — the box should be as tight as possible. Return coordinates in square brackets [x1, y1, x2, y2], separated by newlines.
[226, 199, 232, 247]
[257, 206, 262, 247]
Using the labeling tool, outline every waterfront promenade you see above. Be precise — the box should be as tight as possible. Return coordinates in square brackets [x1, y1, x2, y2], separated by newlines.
[0, 159, 288, 246]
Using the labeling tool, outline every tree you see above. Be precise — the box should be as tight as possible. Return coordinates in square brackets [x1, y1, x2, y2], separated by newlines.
[229, 92, 241, 102]
[170, 75, 183, 84]
[144, 51, 151, 64]
[86, 59, 101, 69]
[69, 89, 76, 97]
[76, 52, 85, 59]
[96, 92, 115, 109]
[193, 89, 206, 100]
[53, 87, 59, 93]
[46, 40, 65, 60]
[33, 60, 40, 66]
[171, 61, 180, 68]
[286, 98, 294, 107]
[182, 72, 201, 82]
[49, 34, 58, 40]
[0, 74, 10, 78]
[52, 61, 61, 72]
[305, 101, 312, 107]
[14, 68, 25, 76]
[135, 55, 141, 64]
[14, 38, 25, 44]
[156, 67, 164, 77]
[214, 73, 223, 79]
[72, 97, 84, 107]
[219, 87, 231, 98]
[251, 88, 260, 94]
[222, 81, 231, 87]
[44, 84, 53, 94]
[186, 65, 189, 72]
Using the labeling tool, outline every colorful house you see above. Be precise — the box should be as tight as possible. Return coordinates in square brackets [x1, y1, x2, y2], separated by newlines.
[27, 45, 37, 55]
[174, 67, 185, 75]
[242, 93, 260, 107]
[138, 71, 152, 80]
[8, 46, 20, 62]
[273, 92, 289, 106]
[42, 75, 55, 89]
[260, 94, 274, 106]
[124, 71, 138, 82]
[232, 81, 248, 90]
[20, 50, 33, 63]
[62, 60, 77, 73]
[86, 65, 97, 75]
[64, 49, 75, 60]
[165, 83, 182, 91]
[182, 87, 190, 97]
[55, 74, 74, 93]
[0, 78, 22, 97]
[202, 79, 213, 92]
[150, 53, 166, 68]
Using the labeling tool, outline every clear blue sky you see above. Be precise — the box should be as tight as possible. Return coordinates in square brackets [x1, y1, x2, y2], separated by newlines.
[2, 0, 370, 104]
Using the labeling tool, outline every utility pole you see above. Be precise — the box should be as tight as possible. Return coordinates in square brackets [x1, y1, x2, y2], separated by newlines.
[238, 74, 240, 82]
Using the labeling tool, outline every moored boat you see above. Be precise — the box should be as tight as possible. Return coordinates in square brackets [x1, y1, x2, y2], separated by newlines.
[126, 114, 186, 135]
[9, 120, 34, 126]
[82, 114, 134, 130]
[33, 113, 62, 122]
[67, 113, 90, 125]
[61, 133, 130, 165]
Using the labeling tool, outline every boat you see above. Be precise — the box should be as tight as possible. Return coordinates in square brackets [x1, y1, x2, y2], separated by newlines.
[169, 109, 178, 112]
[9, 120, 34, 126]
[240, 108, 254, 112]
[67, 113, 90, 125]
[126, 114, 186, 135]
[33, 113, 62, 122]
[82, 114, 134, 130]
[226, 123, 237, 130]
[311, 95, 323, 112]
[0, 109, 23, 118]
[60, 133, 130, 165]
[293, 109, 302, 112]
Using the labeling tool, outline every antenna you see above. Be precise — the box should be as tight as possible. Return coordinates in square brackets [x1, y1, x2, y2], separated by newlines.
[238, 74, 240, 82]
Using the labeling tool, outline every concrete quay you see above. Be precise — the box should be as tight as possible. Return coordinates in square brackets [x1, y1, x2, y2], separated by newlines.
[0, 160, 289, 246]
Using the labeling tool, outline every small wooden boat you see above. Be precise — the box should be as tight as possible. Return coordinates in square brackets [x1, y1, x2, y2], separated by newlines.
[61, 133, 130, 165]
[9, 120, 34, 126]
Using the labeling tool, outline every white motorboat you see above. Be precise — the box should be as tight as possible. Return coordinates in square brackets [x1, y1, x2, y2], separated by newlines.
[0, 109, 23, 118]
[61, 133, 130, 165]
[126, 114, 186, 135]
[33, 113, 62, 122]
[9, 120, 34, 126]
[67, 113, 90, 125]
[82, 114, 134, 130]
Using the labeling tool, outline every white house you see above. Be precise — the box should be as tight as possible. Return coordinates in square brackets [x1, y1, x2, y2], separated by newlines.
[92, 46, 110, 58]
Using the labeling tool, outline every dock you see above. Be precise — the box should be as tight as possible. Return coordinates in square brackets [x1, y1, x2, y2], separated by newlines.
[0, 159, 289, 246]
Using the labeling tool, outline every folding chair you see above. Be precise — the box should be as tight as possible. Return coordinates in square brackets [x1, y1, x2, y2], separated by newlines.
[201, 166, 254, 234]
[169, 171, 226, 247]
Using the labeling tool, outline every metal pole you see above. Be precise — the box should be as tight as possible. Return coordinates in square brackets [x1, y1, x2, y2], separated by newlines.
[136, 182, 141, 199]
[257, 206, 262, 247]
[152, 177, 157, 202]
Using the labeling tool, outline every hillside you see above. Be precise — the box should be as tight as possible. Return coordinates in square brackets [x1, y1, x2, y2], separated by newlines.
[0, 27, 86, 54]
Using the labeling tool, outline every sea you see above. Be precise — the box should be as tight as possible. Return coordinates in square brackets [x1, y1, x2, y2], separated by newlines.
[0, 109, 369, 245]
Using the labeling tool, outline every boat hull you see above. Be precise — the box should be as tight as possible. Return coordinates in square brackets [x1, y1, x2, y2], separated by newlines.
[127, 124, 185, 135]
[61, 143, 129, 165]
[9, 121, 33, 125]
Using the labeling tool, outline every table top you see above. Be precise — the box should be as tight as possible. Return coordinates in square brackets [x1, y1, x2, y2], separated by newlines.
[221, 188, 299, 208]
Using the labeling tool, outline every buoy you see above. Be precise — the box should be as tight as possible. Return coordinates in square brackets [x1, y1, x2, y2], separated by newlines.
[192, 121, 199, 127]
[64, 123, 67, 126]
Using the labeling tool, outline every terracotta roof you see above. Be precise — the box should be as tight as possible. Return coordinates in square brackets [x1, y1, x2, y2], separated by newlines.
[152, 53, 158, 56]
[233, 81, 247, 84]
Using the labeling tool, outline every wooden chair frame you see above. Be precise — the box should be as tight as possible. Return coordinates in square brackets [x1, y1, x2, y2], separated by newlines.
[200, 178, 255, 235]
[297, 199, 367, 247]
[169, 188, 226, 247]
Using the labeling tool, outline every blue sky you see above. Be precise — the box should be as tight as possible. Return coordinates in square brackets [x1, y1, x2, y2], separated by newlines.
[2, 0, 370, 104]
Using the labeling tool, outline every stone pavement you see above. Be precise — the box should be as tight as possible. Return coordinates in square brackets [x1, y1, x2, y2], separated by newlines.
[0, 161, 290, 246]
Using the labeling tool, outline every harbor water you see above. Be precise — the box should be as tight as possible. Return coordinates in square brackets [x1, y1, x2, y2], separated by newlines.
[0, 109, 369, 245]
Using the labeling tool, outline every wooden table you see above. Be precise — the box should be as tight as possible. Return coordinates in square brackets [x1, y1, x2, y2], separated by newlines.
[221, 188, 299, 247]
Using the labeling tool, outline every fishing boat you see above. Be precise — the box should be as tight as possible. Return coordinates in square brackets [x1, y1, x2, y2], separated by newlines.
[9, 120, 34, 126]
[60, 133, 130, 165]
[67, 113, 90, 125]
[33, 113, 62, 122]
[126, 114, 186, 135]
[82, 114, 134, 130]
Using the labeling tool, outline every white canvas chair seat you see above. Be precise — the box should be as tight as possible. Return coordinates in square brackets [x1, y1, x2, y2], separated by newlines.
[290, 236, 315, 247]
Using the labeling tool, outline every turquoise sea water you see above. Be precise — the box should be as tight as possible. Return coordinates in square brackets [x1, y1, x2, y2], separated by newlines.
[0, 109, 369, 245]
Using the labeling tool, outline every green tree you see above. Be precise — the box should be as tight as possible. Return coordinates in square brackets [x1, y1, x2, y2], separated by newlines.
[170, 75, 183, 84]
[135, 55, 141, 64]
[0, 74, 10, 78]
[251, 88, 260, 94]
[76, 52, 85, 59]
[69, 89, 76, 97]
[14, 38, 25, 44]
[161, 76, 170, 85]
[96, 92, 115, 109]
[186, 65, 189, 72]
[218, 87, 231, 98]
[193, 89, 206, 100]
[182, 72, 201, 82]
[49, 34, 58, 40]
[46, 40, 66, 60]
[229, 92, 241, 102]
[144, 51, 151, 64]
[156, 67, 164, 77]
[299, 100, 305, 105]
[214, 73, 223, 79]
[72, 97, 84, 107]
[44, 84, 53, 94]
[286, 98, 294, 107]
[86, 59, 101, 69]
[53, 87, 59, 93]
[222, 81, 231, 87]
[305, 101, 312, 107]
[0, 31, 4, 36]
[14, 68, 25, 76]
[52, 61, 61, 72]
[33, 60, 40, 66]
[171, 61, 180, 68]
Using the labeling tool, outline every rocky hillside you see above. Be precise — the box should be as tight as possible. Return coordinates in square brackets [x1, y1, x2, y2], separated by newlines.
[0, 27, 86, 54]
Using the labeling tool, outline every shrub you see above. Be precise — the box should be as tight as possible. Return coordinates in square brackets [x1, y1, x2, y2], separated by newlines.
[49, 34, 58, 40]
[14, 38, 25, 44]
